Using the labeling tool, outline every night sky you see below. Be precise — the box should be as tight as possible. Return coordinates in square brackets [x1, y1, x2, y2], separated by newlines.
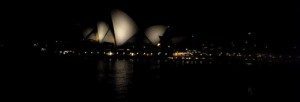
[1, 0, 299, 41]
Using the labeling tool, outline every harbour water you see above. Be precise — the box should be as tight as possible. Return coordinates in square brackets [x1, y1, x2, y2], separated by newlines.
[1, 56, 299, 101]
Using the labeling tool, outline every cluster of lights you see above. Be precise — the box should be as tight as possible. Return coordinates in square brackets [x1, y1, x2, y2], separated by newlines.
[33, 43, 39, 47]
[129, 52, 135, 56]
[59, 50, 75, 55]
[54, 47, 295, 65]
[165, 48, 296, 64]
[93, 50, 164, 57]
[41, 48, 47, 52]
[106, 51, 114, 56]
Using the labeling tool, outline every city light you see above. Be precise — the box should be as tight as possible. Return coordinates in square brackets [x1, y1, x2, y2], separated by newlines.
[28, 30, 297, 66]
[130, 52, 135, 56]
[157, 43, 161, 47]
[41, 48, 46, 51]
[107, 51, 114, 56]
[173, 52, 189, 57]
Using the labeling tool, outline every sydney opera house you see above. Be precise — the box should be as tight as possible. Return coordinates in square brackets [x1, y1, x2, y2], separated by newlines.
[29, 9, 298, 64]
[81, 9, 184, 48]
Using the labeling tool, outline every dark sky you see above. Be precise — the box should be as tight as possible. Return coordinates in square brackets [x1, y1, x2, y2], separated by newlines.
[1, 0, 299, 40]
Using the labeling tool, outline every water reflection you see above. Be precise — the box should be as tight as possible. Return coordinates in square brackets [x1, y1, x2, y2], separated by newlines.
[248, 86, 255, 96]
[97, 60, 105, 82]
[97, 59, 133, 102]
[95, 58, 281, 102]
[114, 60, 132, 95]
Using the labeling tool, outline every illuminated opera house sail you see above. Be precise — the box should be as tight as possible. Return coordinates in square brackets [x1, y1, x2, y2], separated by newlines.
[145, 25, 167, 45]
[84, 10, 137, 46]
[83, 9, 176, 46]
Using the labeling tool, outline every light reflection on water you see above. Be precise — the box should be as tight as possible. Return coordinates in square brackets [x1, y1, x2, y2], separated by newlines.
[114, 60, 133, 95]
[96, 58, 219, 102]
[97, 59, 133, 102]
[95, 58, 294, 102]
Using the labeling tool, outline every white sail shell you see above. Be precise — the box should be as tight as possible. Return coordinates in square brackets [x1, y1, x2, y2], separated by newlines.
[112, 10, 137, 46]
[145, 25, 167, 45]
[102, 30, 115, 44]
[83, 27, 93, 38]
[97, 22, 109, 43]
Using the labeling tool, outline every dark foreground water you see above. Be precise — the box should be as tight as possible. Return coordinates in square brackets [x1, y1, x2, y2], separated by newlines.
[2, 56, 300, 102]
